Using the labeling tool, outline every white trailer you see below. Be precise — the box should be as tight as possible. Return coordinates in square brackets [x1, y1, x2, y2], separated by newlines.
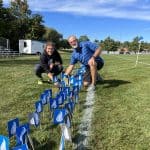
[19, 40, 45, 54]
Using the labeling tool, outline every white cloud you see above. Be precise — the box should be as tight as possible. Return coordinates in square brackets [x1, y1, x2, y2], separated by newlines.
[3, 0, 150, 21]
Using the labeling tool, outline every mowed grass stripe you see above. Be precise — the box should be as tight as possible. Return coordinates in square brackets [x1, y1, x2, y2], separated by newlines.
[0, 53, 150, 150]
[89, 54, 150, 150]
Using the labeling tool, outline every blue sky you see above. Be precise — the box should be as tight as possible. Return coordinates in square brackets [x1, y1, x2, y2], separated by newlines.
[3, 0, 150, 42]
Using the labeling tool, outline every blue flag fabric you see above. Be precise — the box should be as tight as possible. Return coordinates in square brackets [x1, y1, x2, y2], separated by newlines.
[64, 87, 70, 96]
[19, 123, 30, 133]
[74, 93, 79, 103]
[64, 115, 71, 128]
[44, 89, 52, 97]
[53, 109, 67, 125]
[57, 92, 65, 105]
[35, 101, 43, 113]
[53, 76, 58, 83]
[139, 36, 143, 41]
[73, 86, 79, 94]
[12, 144, 28, 150]
[16, 123, 29, 145]
[28, 112, 40, 127]
[7, 118, 19, 138]
[65, 102, 75, 114]
[44, 89, 52, 102]
[40, 93, 47, 105]
[49, 98, 58, 110]
[69, 91, 74, 99]
[0, 135, 9, 150]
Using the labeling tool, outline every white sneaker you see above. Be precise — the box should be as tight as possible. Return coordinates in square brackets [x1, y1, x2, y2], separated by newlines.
[86, 84, 95, 92]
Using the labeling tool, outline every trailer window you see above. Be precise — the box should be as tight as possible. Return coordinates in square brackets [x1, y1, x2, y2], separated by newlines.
[24, 42, 27, 47]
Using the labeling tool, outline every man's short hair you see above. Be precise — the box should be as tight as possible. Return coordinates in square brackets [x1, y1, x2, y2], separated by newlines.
[67, 35, 77, 41]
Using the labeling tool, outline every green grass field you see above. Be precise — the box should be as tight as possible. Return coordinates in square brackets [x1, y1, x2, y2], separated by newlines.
[0, 53, 150, 150]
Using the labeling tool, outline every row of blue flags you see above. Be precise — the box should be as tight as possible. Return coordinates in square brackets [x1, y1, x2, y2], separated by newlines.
[0, 65, 86, 150]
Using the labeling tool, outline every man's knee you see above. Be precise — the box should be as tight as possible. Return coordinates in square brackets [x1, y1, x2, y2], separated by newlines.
[89, 63, 97, 68]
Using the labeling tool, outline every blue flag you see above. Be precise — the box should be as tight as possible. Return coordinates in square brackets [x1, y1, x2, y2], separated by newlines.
[69, 91, 74, 99]
[35, 101, 43, 113]
[53, 109, 66, 125]
[64, 115, 71, 128]
[16, 125, 28, 145]
[40, 93, 47, 105]
[64, 87, 70, 96]
[53, 76, 58, 83]
[65, 102, 75, 114]
[44, 89, 52, 97]
[74, 93, 79, 103]
[44, 89, 52, 102]
[19, 123, 30, 133]
[139, 36, 143, 41]
[73, 86, 79, 94]
[12, 144, 28, 150]
[7, 118, 19, 138]
[70, 75, 77, 85]
[28, 112, 40, 127]
[57, 93, 64, 105]
[49, 98, 58, 110]
[0, 135, 9, 150]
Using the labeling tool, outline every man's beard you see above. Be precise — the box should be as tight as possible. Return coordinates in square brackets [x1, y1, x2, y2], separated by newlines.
[72, 43, 78, 49]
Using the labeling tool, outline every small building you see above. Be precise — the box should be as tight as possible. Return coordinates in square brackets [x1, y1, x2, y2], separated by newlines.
[19, 40, 45, 54]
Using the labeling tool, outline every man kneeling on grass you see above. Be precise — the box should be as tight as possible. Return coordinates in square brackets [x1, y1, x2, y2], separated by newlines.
[65, 35, 104, 91]
[35, 41, 63, 86]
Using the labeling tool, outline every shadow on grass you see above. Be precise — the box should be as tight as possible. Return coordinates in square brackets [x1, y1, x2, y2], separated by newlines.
[72, 133, 92, 150]
[98, 79, 131, 88]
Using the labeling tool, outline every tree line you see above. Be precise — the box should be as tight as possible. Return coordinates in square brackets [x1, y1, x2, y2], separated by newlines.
[0, 0, 150, 52]
[0, 0, 70, 50]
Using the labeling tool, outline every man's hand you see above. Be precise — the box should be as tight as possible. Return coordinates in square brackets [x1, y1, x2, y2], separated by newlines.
[49, 63, 54, 70]
[88, 57, 96, 66]
[47, 72, 53, 80]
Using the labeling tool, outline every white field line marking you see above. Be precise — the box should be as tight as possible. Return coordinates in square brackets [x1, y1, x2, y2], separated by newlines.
[112, 55, 150, 66]
[74, 90, 95, 150]
[138, 61, 150, 66]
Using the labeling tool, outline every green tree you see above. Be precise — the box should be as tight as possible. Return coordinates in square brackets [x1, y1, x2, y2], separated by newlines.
[94, 39, 100, 45]
[78, 35, 90, 42]
[42, 28, 62, 48]
[59, 39, 70, 49]
[101, 37, 118, 51]
[26, 14, 45, 40]
[3, 0, 45, 50]
[129, 36, 142, 52]
[0, 0, 3, 8]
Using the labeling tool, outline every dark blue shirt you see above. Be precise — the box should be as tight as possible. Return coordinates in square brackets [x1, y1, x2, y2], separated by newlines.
[70, 41, 104, 66]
